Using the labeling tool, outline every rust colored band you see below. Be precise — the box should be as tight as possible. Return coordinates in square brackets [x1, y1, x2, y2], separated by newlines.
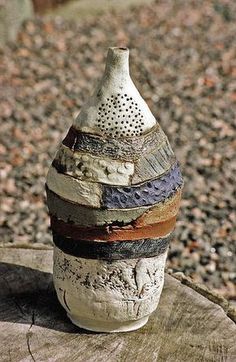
[50, 215, 176, 242]
[133, 189, 181, 227]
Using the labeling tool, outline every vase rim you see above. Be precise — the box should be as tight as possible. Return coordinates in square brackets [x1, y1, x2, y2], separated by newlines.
[109, 46, 129, 51]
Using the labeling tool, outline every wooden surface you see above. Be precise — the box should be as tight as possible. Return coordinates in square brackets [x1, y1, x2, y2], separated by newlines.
[0, 248, 236, 362]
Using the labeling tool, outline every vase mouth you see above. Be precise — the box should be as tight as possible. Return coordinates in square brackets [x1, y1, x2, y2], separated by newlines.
[109, 46, 128, 51]
[106, 47, 129, 60]
[103, 47, 130, 82]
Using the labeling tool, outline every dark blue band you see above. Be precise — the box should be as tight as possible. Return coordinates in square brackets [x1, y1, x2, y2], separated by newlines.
[53, 232, 172, 260]
[102, 162, 183, 209]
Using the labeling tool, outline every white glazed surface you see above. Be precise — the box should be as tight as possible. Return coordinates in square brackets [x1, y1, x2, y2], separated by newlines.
[53, 246, 167, 332]
[67, 314, 149, 333]
[74, 48, 157, 137]
[46, 166, 102, 206]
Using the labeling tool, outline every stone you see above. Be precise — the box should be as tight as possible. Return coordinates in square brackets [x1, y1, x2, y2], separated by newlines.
[0, 0, 33, 47]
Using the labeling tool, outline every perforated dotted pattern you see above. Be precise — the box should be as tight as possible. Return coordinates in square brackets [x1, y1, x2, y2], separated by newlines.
[96, 94, 145, 137]
[102, 163, 183, 209]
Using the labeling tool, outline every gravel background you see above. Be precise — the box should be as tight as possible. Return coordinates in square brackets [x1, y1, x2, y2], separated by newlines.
[0, 0, 235, 300]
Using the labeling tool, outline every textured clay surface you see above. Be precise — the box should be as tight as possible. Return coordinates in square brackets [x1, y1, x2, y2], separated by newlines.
[102, 162, 183, 208]
[62, 125, 166, 162]
[46, 166, 102, 207]
[53, 145, 134, 185]
[132, 139, 175, 183]
[46, 187, 181, 227]
[53, 246, 167, 322]
[50, 215, 176, 241]
[52, 232, 171, 260]
[95, 93, 148, 137]
[46, 47, 182, 331]
[74, 48, 157, 136]
[46, 186, 151, 227]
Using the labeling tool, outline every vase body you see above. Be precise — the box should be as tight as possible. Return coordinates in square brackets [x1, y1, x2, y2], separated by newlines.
[46, 47, 183, 332]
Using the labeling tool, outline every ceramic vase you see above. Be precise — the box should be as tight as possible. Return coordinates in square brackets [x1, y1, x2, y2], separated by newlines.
[46, 47, 183, 333]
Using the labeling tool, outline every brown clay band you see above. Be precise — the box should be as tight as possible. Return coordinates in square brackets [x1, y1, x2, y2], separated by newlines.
[50, 215, 177, 242]
[133, 190, 181, 227]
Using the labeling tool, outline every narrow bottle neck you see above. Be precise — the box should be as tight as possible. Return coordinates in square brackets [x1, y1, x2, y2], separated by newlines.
[104, 47, 130, 78]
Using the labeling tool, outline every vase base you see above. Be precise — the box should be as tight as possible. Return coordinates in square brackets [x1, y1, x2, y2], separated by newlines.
[67, 313, 149, 333]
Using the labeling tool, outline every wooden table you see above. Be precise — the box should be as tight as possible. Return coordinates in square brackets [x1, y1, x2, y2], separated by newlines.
[0, 247, 236, 362]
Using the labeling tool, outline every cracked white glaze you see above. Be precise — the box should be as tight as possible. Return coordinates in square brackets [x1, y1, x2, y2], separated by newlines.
[53, 246, 167, 331]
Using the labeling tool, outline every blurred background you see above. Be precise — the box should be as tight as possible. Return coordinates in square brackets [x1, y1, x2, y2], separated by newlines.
[0, 0, 235, 304]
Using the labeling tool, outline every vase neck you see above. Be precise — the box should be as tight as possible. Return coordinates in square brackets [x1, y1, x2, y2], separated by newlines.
[104, 47, 130, 78]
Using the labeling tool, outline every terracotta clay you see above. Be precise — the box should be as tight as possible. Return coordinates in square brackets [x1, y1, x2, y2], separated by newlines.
[46, 47, 183, 333]
[50, 215, 177, 241]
